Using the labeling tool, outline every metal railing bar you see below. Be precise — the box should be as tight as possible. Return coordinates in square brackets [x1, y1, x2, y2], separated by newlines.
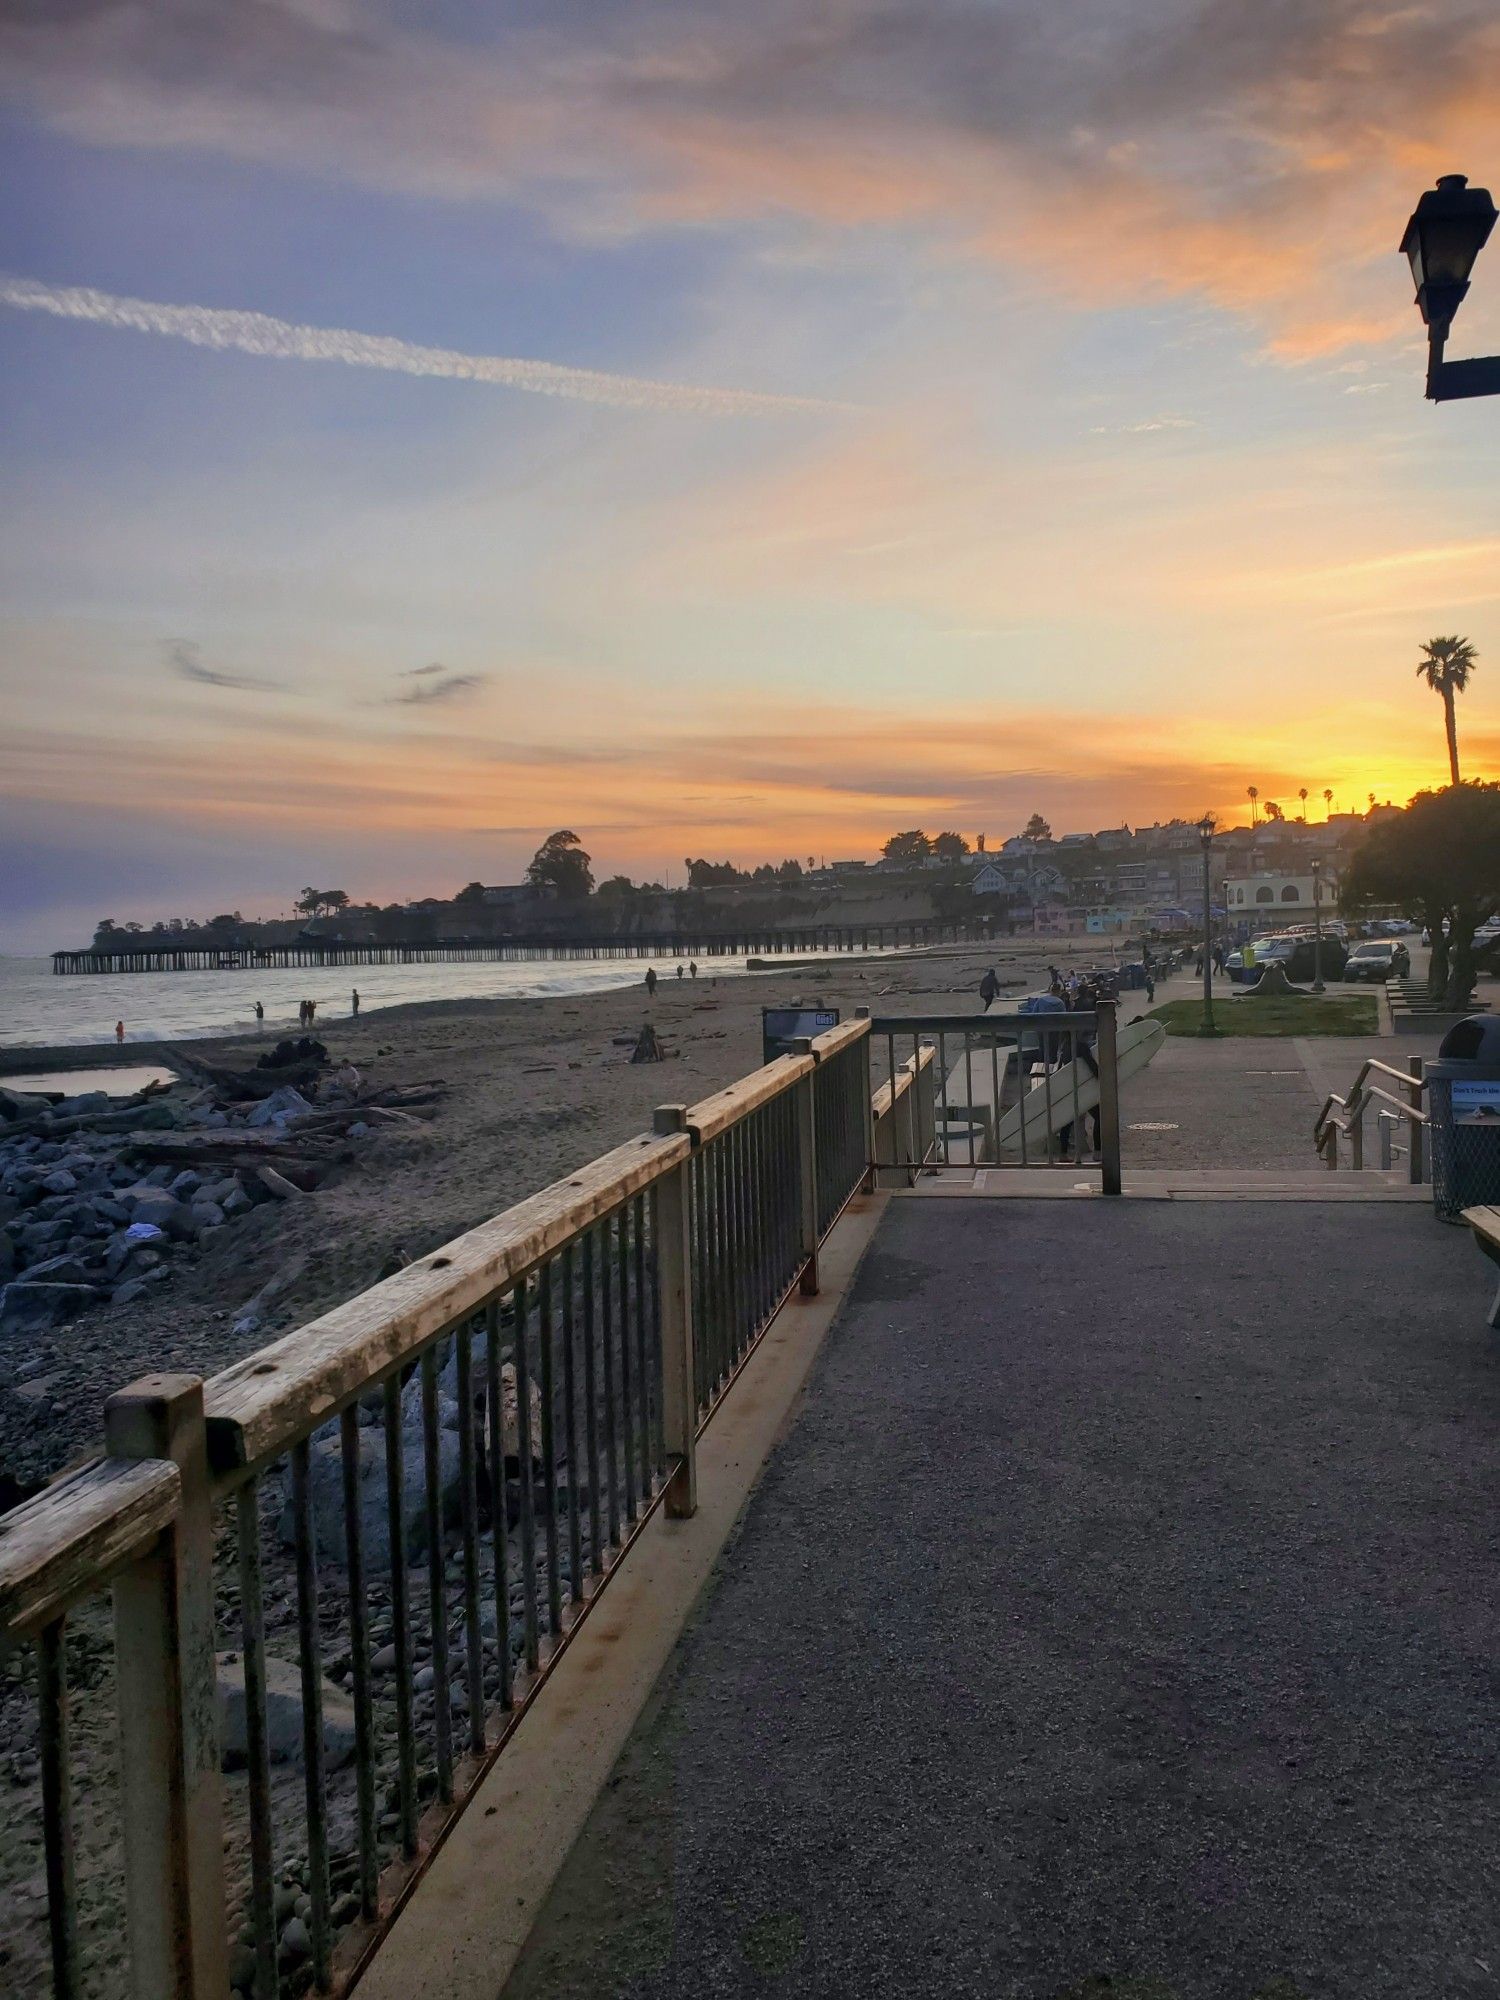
[38, 1617, 80, 2000]
[600, 1220, 621, 1554]
[340, 1405, 382, 1918]
[511, 1280, 541, 1673]
[235, 1478, 279, 2000]
[537, 1264, 563, 1641]
[581, 1232, 603, 1576]
[382, 1374, 419, 1852]
[290, 1436, 334, 1987]
[633, 1192, 653, 1500]
[419, 1345, 455, 1802]
[454, 1330, 487, 1756]
[560, 1244, 584, 1606]
[616, 1204, 636, 1526]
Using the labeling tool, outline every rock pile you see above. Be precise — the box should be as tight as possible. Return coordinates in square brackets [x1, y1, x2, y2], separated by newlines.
[0, 1067, 446, 1337]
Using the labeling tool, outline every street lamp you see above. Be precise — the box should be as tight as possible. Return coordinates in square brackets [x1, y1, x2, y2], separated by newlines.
[1400, 174, 1500, 401]
[1198, 815, 1216, 1035]
[1311, 859, 1325, 994]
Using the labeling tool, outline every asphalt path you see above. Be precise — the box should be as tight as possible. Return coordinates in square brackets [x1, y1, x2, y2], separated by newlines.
[507, 1195, 1500, 2000]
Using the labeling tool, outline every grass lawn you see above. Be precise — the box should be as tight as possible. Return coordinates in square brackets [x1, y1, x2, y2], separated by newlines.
[1148, 993, 1379, 1037]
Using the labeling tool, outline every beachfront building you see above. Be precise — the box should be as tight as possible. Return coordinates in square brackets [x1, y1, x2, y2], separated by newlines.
[1224, 871, 1340, 920]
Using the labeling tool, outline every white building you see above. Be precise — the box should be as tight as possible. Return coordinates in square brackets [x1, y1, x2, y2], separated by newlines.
[1224, 872, 1338, 920]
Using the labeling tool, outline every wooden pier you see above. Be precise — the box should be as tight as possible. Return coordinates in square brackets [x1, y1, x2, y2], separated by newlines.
[52, 919, 988, 975]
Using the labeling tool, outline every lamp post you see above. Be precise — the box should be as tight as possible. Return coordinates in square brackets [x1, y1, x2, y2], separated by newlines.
[1311, 860, 1325, 994]
[1400, 174, 1500, 401]
[1199, 815, 1216, 1035]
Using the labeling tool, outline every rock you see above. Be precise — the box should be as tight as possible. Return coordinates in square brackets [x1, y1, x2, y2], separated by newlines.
[14, 1253, 93, 1287]
[120, 1186, 185, 1233]
[223, 1185, 254, 1220]
[169, 1170, 203, 1199]
[348, 1121, 370, 1139]
[279, 1917, 311, 1964]
[216, 1654, 357, 1771]
[0, 1281, 101, 1332]
[228, 1942, 257, 1993]
[191, 1201, 227, 1231]
[277, 1423, 460, 1575]
[57, 1091, 110, 1117]
[246, 1087, 315, 1130]
[371, 1642, 397, 1672]
[111, 1278, 150, 1307]
[434, 1347, 541, 1466]
[94, 1197, 129, 1225]
[40, 1169, 77, 1195]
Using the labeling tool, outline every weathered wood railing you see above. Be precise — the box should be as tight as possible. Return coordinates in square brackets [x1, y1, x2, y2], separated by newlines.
[0, 1020, 873, 2000]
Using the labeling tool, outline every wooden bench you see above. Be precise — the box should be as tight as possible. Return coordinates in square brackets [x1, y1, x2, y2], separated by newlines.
[1462, 1205, 1500, 1327]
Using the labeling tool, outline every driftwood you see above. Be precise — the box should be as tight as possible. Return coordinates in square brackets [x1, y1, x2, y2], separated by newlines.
[123, 1131, 344, 1168]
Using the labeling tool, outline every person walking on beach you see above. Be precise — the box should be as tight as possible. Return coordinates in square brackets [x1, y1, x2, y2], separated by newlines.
[676, 964, 684, 980]
[115, 1019, 125, 1044]
[645, 967, 658, 998]
[979, 967, 1000, 1012]
[307, 999, 317, 1024]
[689, 961, 698, 979]
[351, 988, 360, 1016]
[254, 1000, 264, 1024]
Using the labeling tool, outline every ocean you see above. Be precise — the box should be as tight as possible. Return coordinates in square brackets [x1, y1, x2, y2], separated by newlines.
[0, 952, 761, 1051]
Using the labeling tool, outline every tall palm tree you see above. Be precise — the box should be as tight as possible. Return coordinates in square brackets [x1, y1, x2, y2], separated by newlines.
[1416, 635, 1478, 786]
[1298, 787, 1308, 820]
[1323, 788, 1333, 818]
[1248, 784, 1259, 826]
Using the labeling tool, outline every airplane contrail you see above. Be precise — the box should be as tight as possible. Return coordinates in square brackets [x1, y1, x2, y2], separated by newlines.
[0, 274, 844, 417]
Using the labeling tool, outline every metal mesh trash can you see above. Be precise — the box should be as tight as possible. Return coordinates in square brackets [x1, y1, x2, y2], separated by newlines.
[1427, 1015, 1500, 1219]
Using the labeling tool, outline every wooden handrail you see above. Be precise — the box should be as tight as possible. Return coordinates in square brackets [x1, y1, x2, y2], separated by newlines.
[204, 1128, 690, 1477]
[0, 1456, 181, 1645]
[684, 1053, 812, 1146]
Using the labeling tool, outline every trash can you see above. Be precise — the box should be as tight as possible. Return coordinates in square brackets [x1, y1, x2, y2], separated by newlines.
[1426, 1015, 1500, 1219]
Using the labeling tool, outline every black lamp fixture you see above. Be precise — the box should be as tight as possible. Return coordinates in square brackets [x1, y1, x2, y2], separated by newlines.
[1399, 174, 1500, 401]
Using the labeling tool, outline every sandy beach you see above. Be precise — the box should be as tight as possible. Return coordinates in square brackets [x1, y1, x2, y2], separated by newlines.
[1, 939, 1106, 1491]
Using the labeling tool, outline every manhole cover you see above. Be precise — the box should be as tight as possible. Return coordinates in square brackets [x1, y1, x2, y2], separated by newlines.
[1129, 1121, 1179, 1130]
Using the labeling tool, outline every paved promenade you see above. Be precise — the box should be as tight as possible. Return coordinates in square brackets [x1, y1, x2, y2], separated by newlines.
[506, 1195, 1500, 2000]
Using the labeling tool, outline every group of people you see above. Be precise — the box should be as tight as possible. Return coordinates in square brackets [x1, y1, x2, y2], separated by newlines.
[644, 963, 698, 998]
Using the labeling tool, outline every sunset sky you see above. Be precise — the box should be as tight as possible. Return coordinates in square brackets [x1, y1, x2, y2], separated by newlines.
[2, 1, 1499, 950]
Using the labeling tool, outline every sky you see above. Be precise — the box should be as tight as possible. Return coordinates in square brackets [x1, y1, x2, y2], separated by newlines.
[2, 0, 1498, 952]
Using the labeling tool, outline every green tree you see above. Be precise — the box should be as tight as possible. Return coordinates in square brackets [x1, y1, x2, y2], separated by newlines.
[323, 890, 349, 917]
[882, 829, 932, 863]
[454, 881, 487, 906]
[296, 885, 323, 918]
[931, 831, 970, 862]
[685, 858, 743, 888]
[1263, 800, 1283, 821]
[1343, 784, 1500, 1006]
[528, 830, 594, 901]
[777, 858, 804, 880]
[1417, 635, 1478, 786]
[595, 874, 636, 903]
[1022, 814, 1051, 842]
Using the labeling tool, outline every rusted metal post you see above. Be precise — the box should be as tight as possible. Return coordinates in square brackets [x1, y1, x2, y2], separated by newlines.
[855, 1009, 876, 1188]
[1409, 1054, 1426, 1184]
[1096, 999, 1122, 1196]
[104, 1374, 230, 2000]
[791, 1040, 820, 1294]
[652, 1107, 698, 1517]
[1324, 1124, 1339, 1171]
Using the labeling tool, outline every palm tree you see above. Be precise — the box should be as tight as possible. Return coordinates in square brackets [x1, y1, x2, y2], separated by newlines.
[1416, 634, 1478, 786]
[1248, 785, 1259, 826]
[1323, 788, 1333, 819]
[1298, 787, 1308, 820]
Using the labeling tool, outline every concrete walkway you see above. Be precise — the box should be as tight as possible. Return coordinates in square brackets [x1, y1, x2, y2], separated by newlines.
[505, 1196, 1500, 2000]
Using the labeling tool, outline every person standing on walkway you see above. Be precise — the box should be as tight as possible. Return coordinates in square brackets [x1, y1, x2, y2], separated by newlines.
[979, 967, 1000, 1012]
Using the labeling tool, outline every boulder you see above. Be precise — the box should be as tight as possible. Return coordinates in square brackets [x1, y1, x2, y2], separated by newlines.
[246, 1087, 315, 1130]
[56, 1090, 110, 1117]
[14, 1253, 94, 1287]
[0, 1281, 101, 1332]
[169, 1170, 202, 1200]
[216, 1653, 357, 1771]
[276, 1423, 460, 1575]
[40, 1169, 77, 1196]
[222, 1185, 254, 1220]
[191, 1201, 227, 1231]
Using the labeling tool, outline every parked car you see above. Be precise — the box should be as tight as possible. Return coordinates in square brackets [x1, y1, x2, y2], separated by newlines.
[1343, 940, 1409, 982]
[1281, 936, 1348, 982]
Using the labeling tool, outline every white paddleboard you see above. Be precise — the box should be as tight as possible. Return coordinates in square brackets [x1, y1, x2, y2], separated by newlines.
[993, 1017, 1165, 1156]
